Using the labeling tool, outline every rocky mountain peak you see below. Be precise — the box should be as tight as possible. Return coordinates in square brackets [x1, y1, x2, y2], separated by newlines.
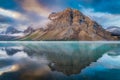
[48, 8, 100, 33]
[2, 26, 21, 34]
[22, 8, 117, 41]
[48, 8, 85, 27]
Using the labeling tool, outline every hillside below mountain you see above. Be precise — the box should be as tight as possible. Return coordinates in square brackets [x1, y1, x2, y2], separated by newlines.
[21, 8, 117, 41]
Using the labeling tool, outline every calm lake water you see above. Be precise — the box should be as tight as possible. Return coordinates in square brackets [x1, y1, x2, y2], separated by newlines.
[0, 41, 120, 80]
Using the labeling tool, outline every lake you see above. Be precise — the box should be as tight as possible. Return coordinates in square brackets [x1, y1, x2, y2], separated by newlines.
[0, 41, 120, 80]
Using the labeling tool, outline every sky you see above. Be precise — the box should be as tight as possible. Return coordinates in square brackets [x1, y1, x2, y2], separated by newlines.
[0, 0, 120, 31]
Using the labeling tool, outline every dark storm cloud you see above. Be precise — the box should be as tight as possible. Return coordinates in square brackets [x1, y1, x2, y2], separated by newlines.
[77, 0, 120, 14]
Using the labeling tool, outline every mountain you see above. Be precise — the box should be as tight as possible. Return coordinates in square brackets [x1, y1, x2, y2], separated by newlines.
[24, 26, 35, 34]
[0, 26, 22, 41]
[6, 26, 21, 34]
[106, 26, 120, 36]
[21, 8, 117, 40]
[2, 26, 21, 34]
[0, 26, 35, 41]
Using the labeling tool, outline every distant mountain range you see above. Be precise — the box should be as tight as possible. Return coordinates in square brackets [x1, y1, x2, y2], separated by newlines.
[106, 26, 120, 36]
[21, 8, 117, 41]
[0, 26, 34, 41]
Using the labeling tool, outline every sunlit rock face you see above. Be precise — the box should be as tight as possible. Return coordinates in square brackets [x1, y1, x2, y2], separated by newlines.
[22, 8, 117, 41]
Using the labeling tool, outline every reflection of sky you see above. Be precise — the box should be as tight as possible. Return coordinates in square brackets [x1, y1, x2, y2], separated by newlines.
[0, 46, 50, 76]
[98, 54, 120, 69]
[80, 52, 120, 80]
[0, 46, 25, 58]
[0, 47, 28, 75]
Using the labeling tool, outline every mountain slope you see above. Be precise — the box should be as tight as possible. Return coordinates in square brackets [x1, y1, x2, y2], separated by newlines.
[21, 8, 117, 41]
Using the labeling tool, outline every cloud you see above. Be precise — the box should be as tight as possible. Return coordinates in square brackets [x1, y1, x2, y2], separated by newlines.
[0, 23, 10, 32]
[0, 0, 120, 31]
[0, 7, 49, 31]
[77, 0, 120, 14]
[17, 0, 51, 18]
[0, 8, 27, 21]
[0, 15, 14, 24]
[0, 8, 29, 26]
[0, 8, 31, 31]
[81, 7, 120, 28]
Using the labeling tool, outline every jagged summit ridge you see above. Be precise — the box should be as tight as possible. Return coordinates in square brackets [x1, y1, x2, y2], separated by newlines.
[49, 8, 85, 26]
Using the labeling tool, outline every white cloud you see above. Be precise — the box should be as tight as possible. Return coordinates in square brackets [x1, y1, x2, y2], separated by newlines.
[80, 8, 120, 28]
[0, 8, 31, 31]
[96, 53, 120, 69]
[0, 7, 50, 31]
[0, 23, 10, 32]
[19, 0, 50, 18]
[0, 8, 27, 21]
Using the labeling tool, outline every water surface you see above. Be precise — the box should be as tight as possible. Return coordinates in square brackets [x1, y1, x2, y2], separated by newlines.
[0, 41, 120, 80]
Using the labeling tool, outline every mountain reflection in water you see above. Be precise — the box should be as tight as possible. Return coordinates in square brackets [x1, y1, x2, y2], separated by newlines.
[0, 42, 120, 80]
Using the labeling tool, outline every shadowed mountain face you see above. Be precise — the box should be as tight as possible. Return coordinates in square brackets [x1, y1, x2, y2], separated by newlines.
[21, 8, 117, 41]
[5, 27, 21, 34]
